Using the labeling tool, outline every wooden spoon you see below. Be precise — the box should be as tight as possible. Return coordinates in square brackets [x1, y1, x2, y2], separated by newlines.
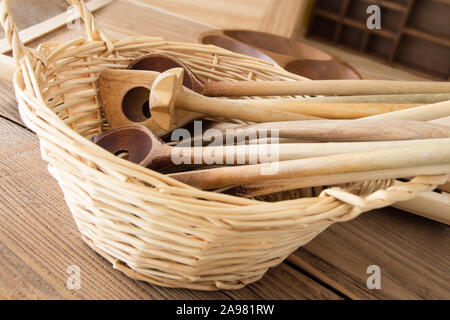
[91, 125, 315, 169]
[98, 69, 201, 136]
[197, 119, 450, 142]
[149, 68, 424, 131]
[94, 125, 450, 170]
[168, 139, 450, 190]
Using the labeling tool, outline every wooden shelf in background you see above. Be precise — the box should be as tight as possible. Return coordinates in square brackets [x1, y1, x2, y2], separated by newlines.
[360, 0, 408, 12]
[307, 0, 450, 79]
[403, 27, 450, 48]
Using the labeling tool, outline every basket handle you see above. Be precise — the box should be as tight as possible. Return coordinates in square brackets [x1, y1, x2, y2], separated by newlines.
[0, 0, 114, 68]
[0, 0, 31, 66]
[66, 0, 114, 51]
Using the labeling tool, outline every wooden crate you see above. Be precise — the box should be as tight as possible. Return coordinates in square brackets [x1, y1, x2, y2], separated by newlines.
[306, 0, 450, 80]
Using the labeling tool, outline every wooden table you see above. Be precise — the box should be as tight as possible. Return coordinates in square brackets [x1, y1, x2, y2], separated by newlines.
[0, 0, 448, 300]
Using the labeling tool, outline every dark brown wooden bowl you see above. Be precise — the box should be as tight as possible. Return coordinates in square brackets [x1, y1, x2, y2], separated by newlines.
[199, 29, 362, 80]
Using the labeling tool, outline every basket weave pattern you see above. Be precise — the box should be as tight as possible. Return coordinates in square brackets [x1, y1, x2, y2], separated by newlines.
[1, 0, 446, 290]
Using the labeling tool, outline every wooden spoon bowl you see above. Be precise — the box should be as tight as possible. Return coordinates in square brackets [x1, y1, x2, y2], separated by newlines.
[199, 29, 362, 80]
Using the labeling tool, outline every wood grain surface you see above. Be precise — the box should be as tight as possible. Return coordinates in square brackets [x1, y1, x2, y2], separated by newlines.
[0, 0, 69, 39]
[259, 0, 309, 38]
[136, 0, 270, 31]
[291, 209, 450, 299]
[0, 0, 448, 300]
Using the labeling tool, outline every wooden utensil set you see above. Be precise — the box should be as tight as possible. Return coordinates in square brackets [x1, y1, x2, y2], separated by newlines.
[95, 53, 450, 196]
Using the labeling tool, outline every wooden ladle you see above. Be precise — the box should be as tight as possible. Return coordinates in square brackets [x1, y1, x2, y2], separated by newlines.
[149, 68, 426, 131]
[93, 125, 450, 172]
[98, 69, 202, 136]
[98, 69, 321, 136]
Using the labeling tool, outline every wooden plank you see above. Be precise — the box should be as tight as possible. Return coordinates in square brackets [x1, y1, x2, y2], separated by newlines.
[0, 0, 114, 54]
[403, 27, 450, 48]
[393, 191, 450, 225]
[259, 0, 310, 38]
[289, 207, 450, 299]
[227, 263, 342, 300]
[91, 0, 216, 42]
[0, 55, 14, 83]
[135, 0, 270, 31]
[360, 0, 408, 12]
[0, 116, 340, 299]
[0, 0, 69, 39]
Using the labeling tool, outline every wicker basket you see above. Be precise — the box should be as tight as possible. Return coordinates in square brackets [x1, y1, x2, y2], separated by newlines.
[1, 0, 446, 290]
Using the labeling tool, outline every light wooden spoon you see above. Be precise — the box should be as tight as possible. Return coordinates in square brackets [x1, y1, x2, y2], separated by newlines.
[149, 68, 420, 131]
[98, 69, 316, 136]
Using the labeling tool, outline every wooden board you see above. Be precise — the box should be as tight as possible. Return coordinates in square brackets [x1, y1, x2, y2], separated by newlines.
[289, 207, 450, 299]
[93, 0, 215, 42]
[139, 0, 312, 38]
[259, 0, 310, 38]
[135, 0, 270, 31]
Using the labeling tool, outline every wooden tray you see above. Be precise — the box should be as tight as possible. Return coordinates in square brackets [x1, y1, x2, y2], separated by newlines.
[198, 29, 362, 80]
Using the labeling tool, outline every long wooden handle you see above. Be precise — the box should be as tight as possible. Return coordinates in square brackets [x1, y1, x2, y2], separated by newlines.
[203, 79, 450, 97]
[284, 93, 450, 104]
[169, 140, 450, 190]
[229, 165, 450, 197]
[236, 100, 418, 119]
[181, 88, 418, 119]
[360, 100, 450, 121]
[173, 139, 448, 164]
[429, 116, 450, 126]
[213, 120, 450, 142]
[178, 89, 320, 122]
